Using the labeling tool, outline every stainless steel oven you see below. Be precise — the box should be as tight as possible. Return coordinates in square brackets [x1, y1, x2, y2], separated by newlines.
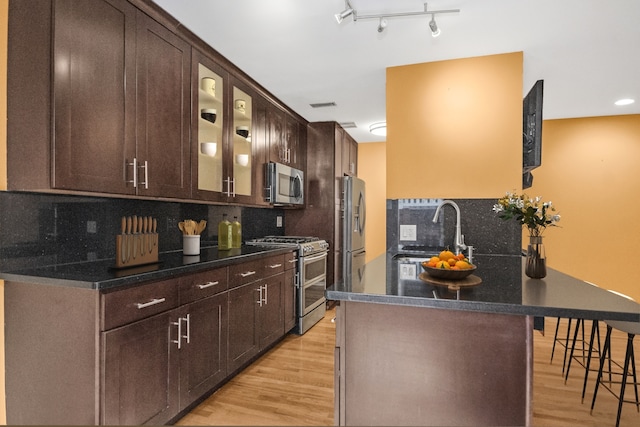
[246, 236, 329, 334]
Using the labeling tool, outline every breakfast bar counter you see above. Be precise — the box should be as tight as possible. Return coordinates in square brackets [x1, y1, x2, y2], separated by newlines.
[326, 253, 640, 426]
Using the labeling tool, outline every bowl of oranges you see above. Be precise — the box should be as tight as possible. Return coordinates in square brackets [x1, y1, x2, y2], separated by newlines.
[421, 249, 476, 280]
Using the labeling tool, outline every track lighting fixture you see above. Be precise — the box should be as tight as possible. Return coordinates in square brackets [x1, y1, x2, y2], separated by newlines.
[335, 1, 355, 24]
[377, 18, 387, 33]
[335, 2, 459, 36]
[429, 16, 440, 37]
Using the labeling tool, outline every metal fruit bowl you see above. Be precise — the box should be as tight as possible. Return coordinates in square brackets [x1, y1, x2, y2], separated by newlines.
[421, 263, 477, 280]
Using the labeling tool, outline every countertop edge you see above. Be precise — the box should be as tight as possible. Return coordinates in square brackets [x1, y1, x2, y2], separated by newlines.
[326, 289, 640, 322]
[0, 246, 294, 291]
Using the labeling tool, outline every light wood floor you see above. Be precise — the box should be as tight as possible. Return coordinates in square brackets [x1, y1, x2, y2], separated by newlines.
[177, 312, 640, 426]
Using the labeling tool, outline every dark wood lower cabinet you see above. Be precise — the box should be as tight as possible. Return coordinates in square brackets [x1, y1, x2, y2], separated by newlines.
[227, 272, 285, 373]
[102, 310, 180, 425]
[5, 254, 296, 425]
[179, 293, 229, 410]
[284, 268, 296, 332]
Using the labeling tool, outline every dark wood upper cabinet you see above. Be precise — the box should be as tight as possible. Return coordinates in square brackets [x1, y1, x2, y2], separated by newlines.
[7, 0, 306, 204]
[52, 0, 137, 194]
[134, 10, 191, 199]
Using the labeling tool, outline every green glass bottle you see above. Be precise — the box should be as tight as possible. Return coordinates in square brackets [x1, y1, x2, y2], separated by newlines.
[218, 214, 232, 250]
[231, 216, 242, 248]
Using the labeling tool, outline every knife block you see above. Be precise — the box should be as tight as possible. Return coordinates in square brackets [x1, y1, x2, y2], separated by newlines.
[115, 233, 159, 269]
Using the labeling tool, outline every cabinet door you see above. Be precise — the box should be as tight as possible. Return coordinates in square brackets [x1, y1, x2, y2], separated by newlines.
[252, 96, 270, 206]
[102, 310, 179, 425]
[259, 273, 284, 348]
[286, 115, 306, 171]
[227, 282, 260, 372]
[192, 51, 228, 202]
[230, 81, 256, 204]
[135, 11, 191, 198]
[53, 0, 137, 194]
[341, 131, 358, 176]
[268, 106, 286, 164]
[179, 292, 228, 410]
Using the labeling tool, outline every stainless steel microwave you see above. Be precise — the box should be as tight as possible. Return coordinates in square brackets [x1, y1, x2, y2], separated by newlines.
[265, 162, 304, 206]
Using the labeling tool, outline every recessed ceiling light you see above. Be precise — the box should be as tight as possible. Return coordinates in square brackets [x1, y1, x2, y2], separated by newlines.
[614, 98, 635, 106]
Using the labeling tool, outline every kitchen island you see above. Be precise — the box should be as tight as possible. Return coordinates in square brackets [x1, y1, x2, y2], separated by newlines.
[327, 253, 640, 426]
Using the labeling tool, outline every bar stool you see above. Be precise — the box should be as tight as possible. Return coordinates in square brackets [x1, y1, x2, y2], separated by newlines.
[564, 282, 602, 396]
[551, 316, 576, 373]
[590, 292, 640, 427]
[556, 281, 601, 378]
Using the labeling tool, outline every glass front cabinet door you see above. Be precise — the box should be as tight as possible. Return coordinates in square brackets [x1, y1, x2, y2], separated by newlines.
[192, 51, 255, 204]
[232, 85, 252, 199]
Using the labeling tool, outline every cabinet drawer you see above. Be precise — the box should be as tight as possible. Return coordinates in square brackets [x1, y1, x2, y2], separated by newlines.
[179, 267, 228, 305]
[284, 251, 297, 271]
[263, 254, 285, 277]
[102, 279, 179, 331]
[229, 259, 264, 288]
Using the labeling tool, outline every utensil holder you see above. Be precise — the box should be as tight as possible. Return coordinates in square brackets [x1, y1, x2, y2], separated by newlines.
[183, 235, 201, 255]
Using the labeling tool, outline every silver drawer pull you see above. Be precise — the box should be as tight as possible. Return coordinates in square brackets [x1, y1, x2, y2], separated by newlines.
[136, 297, 166, 309]
[240, 271, 256, 278]
[197, 281, 219, 289]
[269, 263, 282, 269]
[288, 259, 298, 264]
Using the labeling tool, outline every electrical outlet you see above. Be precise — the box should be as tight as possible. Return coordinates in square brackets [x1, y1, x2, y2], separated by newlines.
[276, 216, 283, 227]
[86, 220, 97, 234]
[400, 224, 417, 241]
[399, 263, 417, 280]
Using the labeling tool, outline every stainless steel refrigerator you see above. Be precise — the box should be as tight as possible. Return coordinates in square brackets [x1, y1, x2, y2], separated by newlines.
[342, 176, 366, 289]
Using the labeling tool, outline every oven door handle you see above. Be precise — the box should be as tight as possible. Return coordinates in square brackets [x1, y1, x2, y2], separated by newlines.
[302, 251, 328, 264]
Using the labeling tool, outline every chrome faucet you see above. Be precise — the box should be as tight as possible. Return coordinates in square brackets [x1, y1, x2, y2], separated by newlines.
[432, 200, 467, 255]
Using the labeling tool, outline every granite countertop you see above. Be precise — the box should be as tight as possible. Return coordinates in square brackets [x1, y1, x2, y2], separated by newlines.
[0, 245, 293, 291]
[327, 253, 640, 322]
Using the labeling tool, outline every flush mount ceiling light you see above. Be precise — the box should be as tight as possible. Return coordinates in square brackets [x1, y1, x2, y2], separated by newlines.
[614, 98, 635, 106]
[369, 121, 387, 136]
[335, 2, 460, 36]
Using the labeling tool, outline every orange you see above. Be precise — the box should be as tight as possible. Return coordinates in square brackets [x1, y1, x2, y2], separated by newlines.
[455, 260, 472, 270]
[429, 256, 440, 264]
[448, 258, 457, 266]
[455, 253, 465, 261]
[435, 260, 451, 269]
[439, 250, 455, 261]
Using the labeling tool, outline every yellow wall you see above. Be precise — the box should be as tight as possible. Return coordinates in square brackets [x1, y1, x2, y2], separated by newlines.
[386, 52, 523, 198]
[1, 0, 8, 423]
[531, 115, 640, 300]
[356, 142, 386, 262]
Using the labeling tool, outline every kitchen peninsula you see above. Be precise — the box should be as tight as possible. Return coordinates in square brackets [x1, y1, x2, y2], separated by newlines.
[327, 253, 640, 426]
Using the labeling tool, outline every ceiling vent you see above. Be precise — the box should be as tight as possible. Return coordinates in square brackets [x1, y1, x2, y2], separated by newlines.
[309, 102, 337, 108]
[339, 122, 357, 128]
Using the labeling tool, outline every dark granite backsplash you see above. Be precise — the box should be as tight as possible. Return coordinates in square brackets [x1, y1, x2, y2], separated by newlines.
[387, 198, 522, 256]
[0, 191, 284, 271]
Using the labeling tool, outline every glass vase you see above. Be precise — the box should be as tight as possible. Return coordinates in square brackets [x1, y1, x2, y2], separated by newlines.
[525, 235, 547, 279]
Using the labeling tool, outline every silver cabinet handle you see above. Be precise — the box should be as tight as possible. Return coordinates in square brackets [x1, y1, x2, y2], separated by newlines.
[197, 281, 219, 289]
[136, 297, 166, 309]
[183, 314, 190, 344]
[269, 263, 282, 269]
[240, 271, 256, 278]
[126, 158, 138, 188]
[139, 160, 149, 189]
[288, 258, 298, 264]
[172, 318, 182, 349]
[263, 284, 268, 304]
[256, 285, 263, 307]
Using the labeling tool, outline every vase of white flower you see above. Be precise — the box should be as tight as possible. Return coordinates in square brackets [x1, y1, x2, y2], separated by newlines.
[525, 235, 546, 278]
[493, 191, 560, 279]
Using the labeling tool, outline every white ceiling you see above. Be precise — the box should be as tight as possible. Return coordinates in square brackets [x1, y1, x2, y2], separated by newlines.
[151, 0, 640, 143]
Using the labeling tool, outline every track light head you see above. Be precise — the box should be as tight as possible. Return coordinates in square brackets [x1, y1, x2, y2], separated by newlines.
[377, 18, 387, 33]
[335, 8, 354, 24]
[429, 16, 440, 37]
